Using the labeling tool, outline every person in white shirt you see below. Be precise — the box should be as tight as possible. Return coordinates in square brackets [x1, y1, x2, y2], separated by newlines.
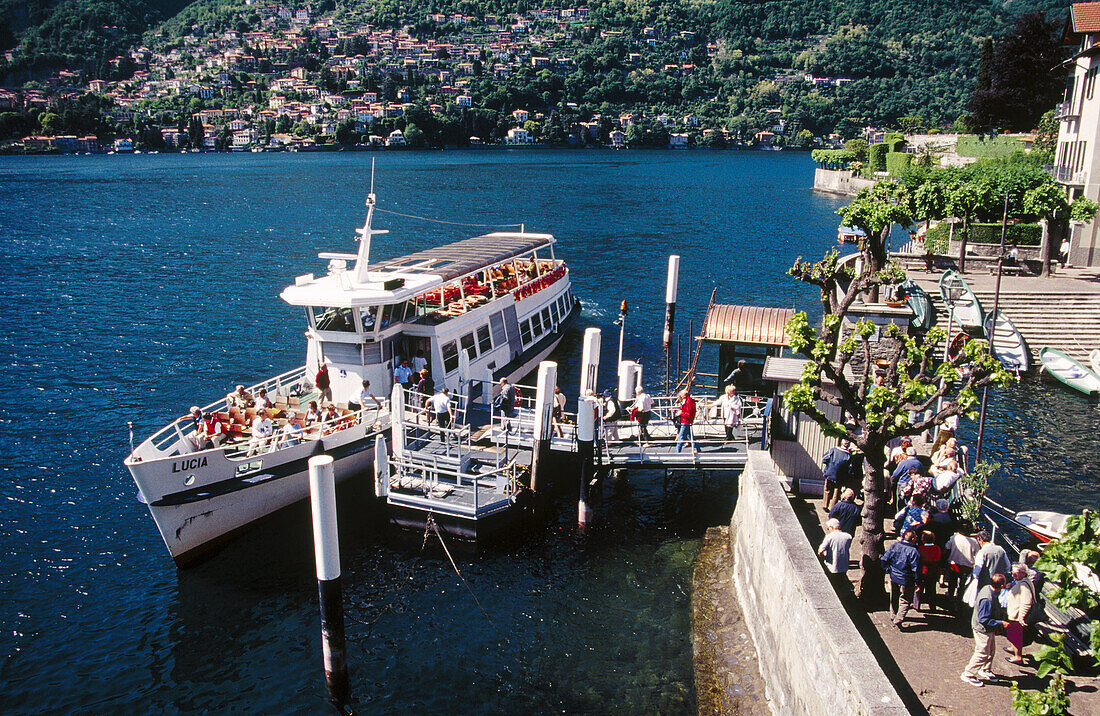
[254, 388, 272, 410]
[304, 400, 322, 427]
[279, 411, 304, 448]
[411, 349, 428, 374]
[628, 386, 654, 444]
[818, 518, 853, 575]
[348, 379, 382, 411]
[430, 388, 453, 429]
[714, 384, 743, 442]
[248, 409, 275, 455]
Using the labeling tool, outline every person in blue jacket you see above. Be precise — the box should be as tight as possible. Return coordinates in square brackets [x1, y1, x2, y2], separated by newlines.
[821, 439, 853, 510]
[881, 529, 922, 628]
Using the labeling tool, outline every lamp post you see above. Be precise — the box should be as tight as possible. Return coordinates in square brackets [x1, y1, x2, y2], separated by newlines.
[975, 192, 1011, 465]
[935, 280, 965, 427]
[614, 300, 628, 369]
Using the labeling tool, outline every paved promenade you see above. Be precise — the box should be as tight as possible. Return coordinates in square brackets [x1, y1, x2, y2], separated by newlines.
[790, 492, 1100, 714]
[904, 265, 1100, 294]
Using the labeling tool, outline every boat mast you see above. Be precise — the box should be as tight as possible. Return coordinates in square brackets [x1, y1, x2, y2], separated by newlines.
[353, 160, 388, 284]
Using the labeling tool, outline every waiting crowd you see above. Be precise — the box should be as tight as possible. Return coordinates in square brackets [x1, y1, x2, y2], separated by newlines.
[815, 419, 1045, 688]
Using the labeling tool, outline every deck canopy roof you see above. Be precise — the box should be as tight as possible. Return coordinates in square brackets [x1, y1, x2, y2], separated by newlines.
[281, 231, 555, 307]
[368, 232, 554, 283]
[703, 304, 794, 347]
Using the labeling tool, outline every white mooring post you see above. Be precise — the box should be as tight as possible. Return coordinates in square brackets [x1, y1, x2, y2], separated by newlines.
[373, 434, 389, 498]
[576, 395, 596, 530]
[617, 360, 639, 402]
[308, 455, 348, 704]
[580, 327, 602, 396]
[660, 255, 677, 349]
[390, 383, 405, 461]
[530, 361, 557, 493]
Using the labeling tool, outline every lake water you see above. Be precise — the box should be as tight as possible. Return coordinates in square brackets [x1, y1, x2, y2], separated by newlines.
[1, 150, 1097, 712]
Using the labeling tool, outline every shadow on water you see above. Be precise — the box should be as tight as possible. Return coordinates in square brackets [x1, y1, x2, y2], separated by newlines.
[165, 464, 740, 713]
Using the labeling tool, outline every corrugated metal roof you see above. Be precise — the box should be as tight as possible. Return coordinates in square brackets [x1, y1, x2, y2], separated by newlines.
[370, 232, 554, 283]
[1071, 2, 1100, 34]
[703, 304, 794, 346]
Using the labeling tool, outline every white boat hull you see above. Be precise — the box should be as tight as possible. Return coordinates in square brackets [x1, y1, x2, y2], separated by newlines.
[128, 422, 381, 565]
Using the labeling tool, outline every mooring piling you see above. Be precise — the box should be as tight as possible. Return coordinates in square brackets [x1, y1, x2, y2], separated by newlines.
[307, 454, 349, 704]
[576, 395, 595, 529]
[663, 255, 680, 395]
[580, 327, 601, 395]
[530, 361, 557, 492]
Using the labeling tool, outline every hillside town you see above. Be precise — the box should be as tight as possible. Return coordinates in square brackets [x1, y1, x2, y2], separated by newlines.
[0, 3, 859, 153]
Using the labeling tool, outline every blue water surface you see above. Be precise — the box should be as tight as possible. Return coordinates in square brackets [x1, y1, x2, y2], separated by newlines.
[0, 149, 1095, 713]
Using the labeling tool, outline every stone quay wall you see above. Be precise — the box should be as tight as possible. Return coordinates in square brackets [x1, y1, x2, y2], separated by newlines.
[730, 450, 907, 715]
[813, 168, 877, 197]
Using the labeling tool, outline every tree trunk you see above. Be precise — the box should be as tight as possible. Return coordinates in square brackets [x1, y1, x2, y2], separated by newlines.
[1039, 218, 1051, 278]
[857, 449, 888, 606]
[957, 217, 969, 273]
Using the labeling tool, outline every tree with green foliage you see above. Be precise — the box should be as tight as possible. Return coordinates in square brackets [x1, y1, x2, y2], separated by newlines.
[784, 225, 1012, 599]
[968, 12, 1066, 132]
[947, 179, 995, 273]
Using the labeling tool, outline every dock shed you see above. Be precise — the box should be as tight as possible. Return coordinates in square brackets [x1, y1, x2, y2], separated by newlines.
[699, 304, 793, 392]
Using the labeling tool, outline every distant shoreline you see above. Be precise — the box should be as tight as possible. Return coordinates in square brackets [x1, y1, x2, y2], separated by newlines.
[1, 144, 808, 157]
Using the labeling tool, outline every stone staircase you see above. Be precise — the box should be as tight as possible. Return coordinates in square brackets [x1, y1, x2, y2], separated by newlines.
[926, 291, 1100, 365]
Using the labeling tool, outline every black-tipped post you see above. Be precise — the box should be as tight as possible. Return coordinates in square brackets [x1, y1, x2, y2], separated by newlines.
[308, 455, 348, 704]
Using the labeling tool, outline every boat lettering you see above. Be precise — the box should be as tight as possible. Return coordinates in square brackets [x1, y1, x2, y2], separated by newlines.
[173, 456, 208, 473]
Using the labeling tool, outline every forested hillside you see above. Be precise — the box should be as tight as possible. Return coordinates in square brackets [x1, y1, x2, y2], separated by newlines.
[0, 0, 1077, 145]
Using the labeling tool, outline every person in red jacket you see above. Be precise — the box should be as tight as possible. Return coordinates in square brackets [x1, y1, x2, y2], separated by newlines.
[675, 389, 697, 453]
[315, 363, 332, 404]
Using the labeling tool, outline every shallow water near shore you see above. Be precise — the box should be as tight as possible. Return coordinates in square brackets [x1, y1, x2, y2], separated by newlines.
[1, 150, 1097, 711]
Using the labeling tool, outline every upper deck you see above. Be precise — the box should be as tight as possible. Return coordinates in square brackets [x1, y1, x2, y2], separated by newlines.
[280, 231, 556, 308]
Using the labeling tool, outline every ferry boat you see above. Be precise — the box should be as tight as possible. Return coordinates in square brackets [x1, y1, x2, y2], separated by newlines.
[124, 190, 580, 566]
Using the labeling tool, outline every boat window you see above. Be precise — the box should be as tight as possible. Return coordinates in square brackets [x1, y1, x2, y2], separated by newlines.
[312, 306, 355, 332]
[477, 324, 492, 354]
[531, 313, 543, 336]
[520, 319, 532, 345]
[460, 332, 477, 360]
[360, 306, 378, 332]
[442, 340, 459, 373]
[380, 302, 408, 328]
[540, 307, 552, 328]
[550, 302, 559, 323]
[558, 295, 568, 315]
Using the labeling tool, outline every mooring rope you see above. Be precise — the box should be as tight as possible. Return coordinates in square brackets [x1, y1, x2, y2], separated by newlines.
[343, 518, 434, 638]
[374, 206, 525, 230]
[427, 514, 510, 644]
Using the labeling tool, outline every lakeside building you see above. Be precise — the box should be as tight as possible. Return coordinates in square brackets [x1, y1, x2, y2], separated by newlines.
[1055, 1, 1100, 266]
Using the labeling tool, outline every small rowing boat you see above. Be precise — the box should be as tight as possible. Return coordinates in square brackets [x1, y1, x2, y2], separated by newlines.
[984, 310, 1030, 372]
[939, 270, 984, 332]
[897, 279, 933, 331]
[1039, 347, 1100, 396]
[1014, 510, 1071, 543]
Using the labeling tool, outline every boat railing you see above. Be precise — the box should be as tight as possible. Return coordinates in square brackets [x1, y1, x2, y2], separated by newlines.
[596, 392, 763, 460]
[220, 400, 389, 461]
[133, 365, 312, 462]
[390, 453, 520, 514]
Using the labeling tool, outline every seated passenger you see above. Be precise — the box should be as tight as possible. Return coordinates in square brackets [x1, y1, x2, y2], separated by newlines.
[279, 411, 304, 448]
[304, 400, 322, 426]
[321, 403, 340, 425]
[254, 388, 272, 410]
[228, 385, 254, 408]
[198, 412, 226, 449]
[247, 409, 274, 456]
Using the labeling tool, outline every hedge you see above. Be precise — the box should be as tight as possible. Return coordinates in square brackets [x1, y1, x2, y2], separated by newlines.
[886, 151, 911, 176]
[868, 142, 888, 171]
[924, 222, 1042, 249]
